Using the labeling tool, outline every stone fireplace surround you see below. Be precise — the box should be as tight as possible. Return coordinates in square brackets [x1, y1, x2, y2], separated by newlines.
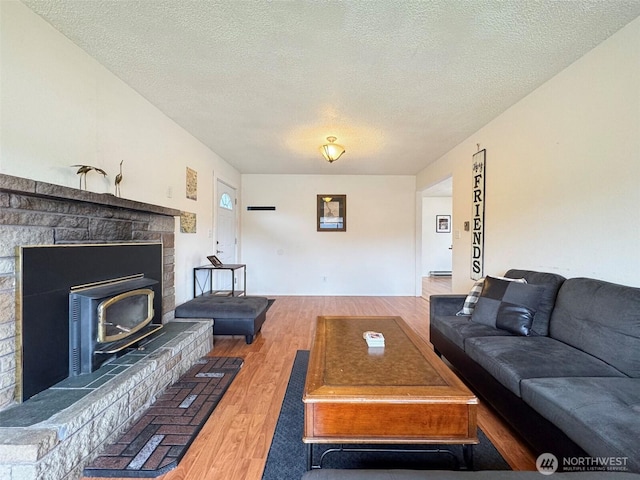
[0, 174, 213, 479]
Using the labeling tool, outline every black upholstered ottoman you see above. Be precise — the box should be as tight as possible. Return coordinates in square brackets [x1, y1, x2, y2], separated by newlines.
[174, 295, 273, 344]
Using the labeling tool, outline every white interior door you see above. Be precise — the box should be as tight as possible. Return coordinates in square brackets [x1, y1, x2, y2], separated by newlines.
[215, 181, 237, 291]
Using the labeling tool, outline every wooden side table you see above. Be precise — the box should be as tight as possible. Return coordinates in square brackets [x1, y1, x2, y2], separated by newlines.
[193, 264, 246, 297]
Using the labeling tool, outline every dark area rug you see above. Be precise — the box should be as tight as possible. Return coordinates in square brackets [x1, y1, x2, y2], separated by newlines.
[84, 356, 243, 478]
[262, 350, 509, 480]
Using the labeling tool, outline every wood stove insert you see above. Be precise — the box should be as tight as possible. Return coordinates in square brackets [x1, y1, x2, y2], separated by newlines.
[18, 243, 163, 402]
[69, 275, 162, 375]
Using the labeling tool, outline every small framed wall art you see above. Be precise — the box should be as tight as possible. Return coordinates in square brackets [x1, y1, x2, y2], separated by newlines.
[317, 194, 346, 232]
[186, 167, 197, 200]
[180, 211, 197, 233]
[436, 215, 451, 233]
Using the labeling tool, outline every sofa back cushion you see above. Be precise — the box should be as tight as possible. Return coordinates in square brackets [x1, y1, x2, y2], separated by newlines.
[550, 277, 640, 378]
[504, 269, 565, 336]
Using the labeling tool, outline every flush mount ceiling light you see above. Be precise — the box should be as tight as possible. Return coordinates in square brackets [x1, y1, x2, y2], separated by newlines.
[320, 136, 345, 163]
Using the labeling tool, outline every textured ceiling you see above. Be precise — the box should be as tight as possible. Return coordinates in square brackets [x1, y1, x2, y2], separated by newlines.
[21, 1, 640, 175]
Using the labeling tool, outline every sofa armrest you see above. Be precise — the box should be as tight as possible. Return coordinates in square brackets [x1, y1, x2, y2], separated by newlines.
[429, 294, 466, 318]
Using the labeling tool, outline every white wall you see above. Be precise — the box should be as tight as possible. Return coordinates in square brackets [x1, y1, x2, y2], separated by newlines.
[0, 1, 241, 305]
[5, 0, 638, 300]
[241, 174, 416, 295]
[421, 197, 452, 276]
[417, 17, 640, 292]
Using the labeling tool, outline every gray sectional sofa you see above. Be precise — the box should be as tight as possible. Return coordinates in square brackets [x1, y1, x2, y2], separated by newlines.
[429, 269, 640, 473]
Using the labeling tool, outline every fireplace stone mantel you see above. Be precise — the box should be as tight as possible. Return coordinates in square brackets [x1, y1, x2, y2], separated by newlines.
[0, 173, 181, 218]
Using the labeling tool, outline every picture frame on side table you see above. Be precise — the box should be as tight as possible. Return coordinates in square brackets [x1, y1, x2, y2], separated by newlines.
[436, 215, 451, 233]
[317, 195, 346, 232]
[207, 255, 223, 267]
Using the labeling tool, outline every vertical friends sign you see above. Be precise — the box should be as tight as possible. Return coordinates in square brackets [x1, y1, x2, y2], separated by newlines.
[471, 149, 486, 280]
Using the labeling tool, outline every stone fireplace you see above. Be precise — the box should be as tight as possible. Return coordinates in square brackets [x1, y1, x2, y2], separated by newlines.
[0, 174, 213, 479]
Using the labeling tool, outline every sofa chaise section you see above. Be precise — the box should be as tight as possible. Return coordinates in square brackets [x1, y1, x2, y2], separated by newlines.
[521, 377, 640, 472]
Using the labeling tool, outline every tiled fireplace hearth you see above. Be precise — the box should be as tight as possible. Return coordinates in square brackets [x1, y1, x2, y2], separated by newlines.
[0, 174, 213, 479]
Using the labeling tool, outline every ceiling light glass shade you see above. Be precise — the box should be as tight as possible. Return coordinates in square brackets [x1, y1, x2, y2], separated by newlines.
[320, 136, 345, 163]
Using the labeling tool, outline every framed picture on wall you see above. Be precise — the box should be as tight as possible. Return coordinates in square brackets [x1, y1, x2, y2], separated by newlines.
[186, 167, 197, 200]
[436, 215, 451, 233]
[180, 211, 197, 233]
[317, 195, 346, 231]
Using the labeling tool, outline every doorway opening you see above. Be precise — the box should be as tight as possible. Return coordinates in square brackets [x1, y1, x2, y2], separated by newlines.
[420, 177, 453, 299]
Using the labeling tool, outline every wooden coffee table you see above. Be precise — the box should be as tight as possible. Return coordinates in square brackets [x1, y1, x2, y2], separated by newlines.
[302, 316, 478, 469]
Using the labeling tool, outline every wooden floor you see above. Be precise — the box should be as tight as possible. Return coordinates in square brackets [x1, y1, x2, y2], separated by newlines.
[85, 288, 536, 480]
[421, 275, 453, 298]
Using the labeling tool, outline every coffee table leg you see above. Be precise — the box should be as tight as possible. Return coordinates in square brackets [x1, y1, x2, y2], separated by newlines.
[463, 444, 474, 470]
[306, 443, 313, 470]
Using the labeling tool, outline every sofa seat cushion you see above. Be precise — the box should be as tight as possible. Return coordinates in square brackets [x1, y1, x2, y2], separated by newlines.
[465, 336, 625, 397]
[431, 315, 514, 350]
[521, 377, 640, 472]
[175, 295, 269, 319]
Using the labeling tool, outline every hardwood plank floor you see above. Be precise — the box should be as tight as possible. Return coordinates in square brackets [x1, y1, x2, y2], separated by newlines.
[84, 294, 535, 480]
[422, 275, 452, 298]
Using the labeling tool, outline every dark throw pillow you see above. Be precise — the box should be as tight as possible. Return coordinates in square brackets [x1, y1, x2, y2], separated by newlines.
[456, 276, 526, 316]
[471, 276, 545, 336]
